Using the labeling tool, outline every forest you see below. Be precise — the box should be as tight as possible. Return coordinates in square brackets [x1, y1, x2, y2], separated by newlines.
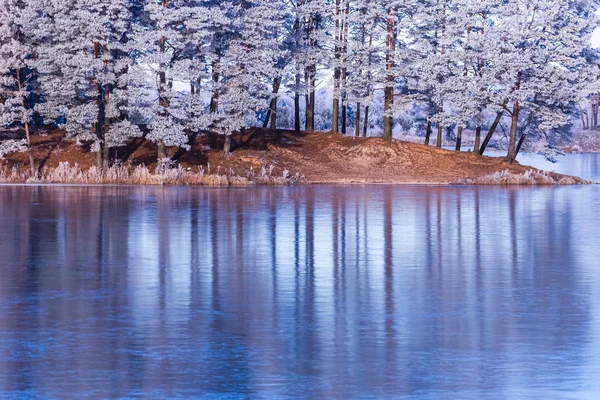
[1, 0, 600, 178]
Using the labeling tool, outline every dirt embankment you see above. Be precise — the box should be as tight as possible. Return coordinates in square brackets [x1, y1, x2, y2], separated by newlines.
[0, 128, 589, 185]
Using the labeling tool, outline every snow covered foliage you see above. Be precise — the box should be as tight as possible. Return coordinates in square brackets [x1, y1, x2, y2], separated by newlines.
[0, 0, 32, 129]
[30, 0, 141, 166]
[0, 0, 599, 165]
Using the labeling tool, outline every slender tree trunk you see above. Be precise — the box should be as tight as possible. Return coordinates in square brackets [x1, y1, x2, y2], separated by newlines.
[332, 97, 340, 133]
[210, 57, 220, 113]
[102, 45, 111, 170]
[507, 101, 520, 163]
[383, 90, 393, 141]
[93, 42, 106, 170]
[363, 26, 373, 139]
[222, 135, 231, 157]
[363, 105, 369, 137]
[479, 108, 505, 156]
[304, 72, 310, 130]
[157, 142, 167, 160]
[581, 112, 588, 130]
[16, 68, 36, 177]
[425, 119, 432, 146]
[332, 0, 341, 134]
[455, 125, 463, 151]
[436, 121, 443, 148]
[473, 126, 481, 155]
[306, 66, 315, 132]
[341, 0, 349, 135]
[516, 132, 527, 157]
[592, 94, 599, 130]
[270, 97, 278, 130]
[264, 77, 280, 129]
[304, 9, 316, 133]
[341, 103, 347, 135]
[383, 7, 395, 142]
[295, 72, 301, 131]
[355, 103, 361, 137]
[293, 9, 302, 132]
[158, 1, 169, 160]
[23, 119, 35, 177]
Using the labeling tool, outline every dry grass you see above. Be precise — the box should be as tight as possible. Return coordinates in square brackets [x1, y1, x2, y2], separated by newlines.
[454, 169, 590, 185]
[0, 161, 298, 186]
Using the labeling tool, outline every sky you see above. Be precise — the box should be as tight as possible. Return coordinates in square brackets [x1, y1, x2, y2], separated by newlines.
[593, 29, 600, 48]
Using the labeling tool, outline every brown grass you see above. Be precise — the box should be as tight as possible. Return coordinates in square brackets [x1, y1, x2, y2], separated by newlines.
[0, 128, 590, 186]
[0, 162, 296, 186]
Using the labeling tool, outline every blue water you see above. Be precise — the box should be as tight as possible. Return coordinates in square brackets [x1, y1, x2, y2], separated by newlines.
[1, 161, 600, 398]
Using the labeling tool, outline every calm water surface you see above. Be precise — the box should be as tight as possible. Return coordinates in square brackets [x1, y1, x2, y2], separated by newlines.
[1, 171, 600, 398]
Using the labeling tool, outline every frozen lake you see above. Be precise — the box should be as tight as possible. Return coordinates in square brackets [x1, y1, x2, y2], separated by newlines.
[1, 155, 600, 398]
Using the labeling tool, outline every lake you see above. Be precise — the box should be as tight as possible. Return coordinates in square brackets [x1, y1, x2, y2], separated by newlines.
[1, 154, 600, 399]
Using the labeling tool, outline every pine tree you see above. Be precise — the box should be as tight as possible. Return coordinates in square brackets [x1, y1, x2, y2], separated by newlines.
[32, 0, 141, 169]
[0, 0, 39, 176]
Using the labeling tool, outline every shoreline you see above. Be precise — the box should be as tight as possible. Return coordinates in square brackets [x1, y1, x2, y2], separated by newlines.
[1, 129, 592, 186]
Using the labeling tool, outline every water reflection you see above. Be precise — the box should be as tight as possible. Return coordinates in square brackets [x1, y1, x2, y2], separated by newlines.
[1, 185, 600, 398]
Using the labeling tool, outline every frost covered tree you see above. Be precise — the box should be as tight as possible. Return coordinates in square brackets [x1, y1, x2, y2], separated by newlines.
[344, 0, 379, 137]
[126, 0, 222, 161]
[211, 0, 286, 155]
[492, 0, 600, 162]
[32, 0, 142, 169]
[293, 0, 329, 132]
[0, 0, 37, 175]
[1, 0, 599, 170]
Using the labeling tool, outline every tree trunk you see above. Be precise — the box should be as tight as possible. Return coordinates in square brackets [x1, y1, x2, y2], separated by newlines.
[479, 108, 504, 156]
[294, 72, 301, 131]
[293, 10, 302, 132]
[516, 132, 527, 157]
[592, 94, 599, 130]
[306, 66, 315, 132]
[16, 68, 36, 177]
[363, 105, 369, 137]
[222, 135, 231, 157]
[263, 110, 271, 128]
[506, 101, 520, 163]
[93, 42, 107, 170]
[341, 103, 347, 135]
[436, 123, 443, 148]
[102, 47, 111, 170]
[383, 7, 395, 142]
[158, 4, 170, 162]
[355, 103, 361, 137]
[332, 100, 339, 134]
[270, 98, 278, 130]
[157, 141, 167, 160]
[210, 58, 220, 113]
[581, 112, 589, 130]
[264, 77, 280, 129]
[455, 125, 463, 151]
[383, 87, 393, 141]
[473, 126, 481, 155]
[341, 0, 349, 136]
[425, 119, 432, 146]
[585, 112, 589, 130]
[102, 140, 109, 170]
[331, 0, 341, 134]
